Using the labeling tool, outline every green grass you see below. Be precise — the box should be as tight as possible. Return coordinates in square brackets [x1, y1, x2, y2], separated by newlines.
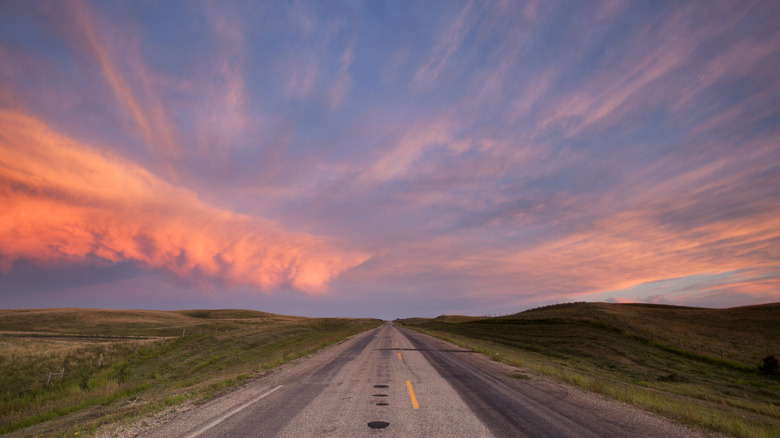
[0, 309, 382, 437]
[399, 302, 780, 438]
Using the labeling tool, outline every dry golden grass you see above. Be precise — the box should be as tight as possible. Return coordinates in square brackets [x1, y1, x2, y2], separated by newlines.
[0, 338, 86, 360]
[0, 308, 305, 338]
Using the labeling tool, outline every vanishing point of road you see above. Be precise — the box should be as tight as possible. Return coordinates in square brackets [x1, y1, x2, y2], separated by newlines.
[141, 323, 708, 438]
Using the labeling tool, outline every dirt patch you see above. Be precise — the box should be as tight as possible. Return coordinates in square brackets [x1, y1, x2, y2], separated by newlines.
[616, 356, 639, 366]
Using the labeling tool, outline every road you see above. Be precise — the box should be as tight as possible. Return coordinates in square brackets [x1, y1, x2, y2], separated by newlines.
[141, 323, 707, 437]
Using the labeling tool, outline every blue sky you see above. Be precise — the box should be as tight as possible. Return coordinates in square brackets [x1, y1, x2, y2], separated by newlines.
[1, 0, 779, 318]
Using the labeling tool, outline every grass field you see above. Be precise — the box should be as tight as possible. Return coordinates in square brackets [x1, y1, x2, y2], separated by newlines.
[0, 308, 382, 437]
[398, 302, 780, 438]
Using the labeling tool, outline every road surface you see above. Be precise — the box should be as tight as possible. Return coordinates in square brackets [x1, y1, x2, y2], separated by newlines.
[141, 323, 707, 437]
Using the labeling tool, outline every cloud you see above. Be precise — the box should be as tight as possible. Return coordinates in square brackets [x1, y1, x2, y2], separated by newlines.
[2, 1, 779, 316]
[332, 123, 780, 308]
[528, 2, 777, 140]
[361, 117, 456, 183]
[598, 269, 780, 308]
[413, 0, 476, 89]
[286, 55, 318, 100]
[329, 40, 354, 109]
[0, 110, 368, 293]
[67, 0, 180, 157]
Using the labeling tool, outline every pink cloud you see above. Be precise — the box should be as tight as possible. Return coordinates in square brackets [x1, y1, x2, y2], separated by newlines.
[197, 2, 252, 154]
[0, 110, 369, 294]
[329, 41, 355, 109]
[67, 0, 180, 157]
[532, 3, 766, 138]
[286, 56, 319, 99]
[413, 0, 476, 89]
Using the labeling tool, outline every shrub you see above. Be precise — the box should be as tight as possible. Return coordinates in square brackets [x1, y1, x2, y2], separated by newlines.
[759, 355, 778, 375]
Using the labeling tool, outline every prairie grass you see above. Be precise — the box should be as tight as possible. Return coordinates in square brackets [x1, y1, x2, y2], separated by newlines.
[400, 302, 780, 438]
[0, 309, 382, 437]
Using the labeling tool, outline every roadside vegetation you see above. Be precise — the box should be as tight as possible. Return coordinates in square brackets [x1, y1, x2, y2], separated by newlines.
[398, 302, 780, 438]
[0, 308, 382, 437]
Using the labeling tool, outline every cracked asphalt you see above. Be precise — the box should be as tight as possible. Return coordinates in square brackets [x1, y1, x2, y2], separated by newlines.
[138, 323, 714, 438]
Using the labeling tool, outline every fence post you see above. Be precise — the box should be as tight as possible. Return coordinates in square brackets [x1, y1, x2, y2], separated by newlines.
[47, 368, 64, 385]
[98, 353, 103, 367]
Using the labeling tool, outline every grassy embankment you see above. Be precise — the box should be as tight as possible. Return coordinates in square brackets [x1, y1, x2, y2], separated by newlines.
[398, 302, 780, 438]
[0, 308, 382, 437]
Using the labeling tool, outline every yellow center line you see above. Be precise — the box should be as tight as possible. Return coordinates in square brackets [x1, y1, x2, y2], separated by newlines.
[406, 380, 420, 410]
[397, 352, 402, 360]
[394, 341, 398, 347]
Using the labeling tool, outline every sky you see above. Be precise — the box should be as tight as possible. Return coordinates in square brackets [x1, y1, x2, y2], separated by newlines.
[1, 0, 779, 319]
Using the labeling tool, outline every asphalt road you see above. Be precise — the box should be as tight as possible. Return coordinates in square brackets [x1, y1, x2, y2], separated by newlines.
[141, 323, 708, 437]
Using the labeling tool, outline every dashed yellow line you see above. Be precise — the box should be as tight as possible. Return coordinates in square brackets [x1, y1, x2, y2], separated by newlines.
[394, 341, 398, 347]
[397, 352, 403, 360]
[406, 380, 420, 410]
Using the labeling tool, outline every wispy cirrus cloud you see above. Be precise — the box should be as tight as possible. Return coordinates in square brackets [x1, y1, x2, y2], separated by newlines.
[412, 0, 476, 89]
[65, 0, 180, 158]
[201, 1, 250, 151]
[328, 40, 354, 109]
[600, 269, 780, 309]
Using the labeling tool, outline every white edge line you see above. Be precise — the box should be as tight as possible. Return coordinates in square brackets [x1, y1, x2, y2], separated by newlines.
[185, 385, 284, 438]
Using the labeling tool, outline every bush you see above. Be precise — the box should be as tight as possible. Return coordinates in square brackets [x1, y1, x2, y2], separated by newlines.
[759, 355, 778, 375]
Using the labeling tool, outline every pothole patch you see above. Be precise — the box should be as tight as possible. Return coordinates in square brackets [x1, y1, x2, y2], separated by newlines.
[368, 421, 390, 429]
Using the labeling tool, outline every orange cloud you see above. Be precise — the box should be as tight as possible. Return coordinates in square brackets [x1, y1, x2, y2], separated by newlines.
[0, 110, 368, 293]
[345, 175, 780, 306]
[479, 202, 780, 302]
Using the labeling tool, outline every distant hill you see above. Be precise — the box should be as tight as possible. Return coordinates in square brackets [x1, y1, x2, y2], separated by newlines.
[0, 308, 307, 338]
[432, 314, 490, 323]
[394, 314, 489, 325]
[496, 301, 780, 366]
[175, 309, 281, 319]
[394, 317, 432, 325]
